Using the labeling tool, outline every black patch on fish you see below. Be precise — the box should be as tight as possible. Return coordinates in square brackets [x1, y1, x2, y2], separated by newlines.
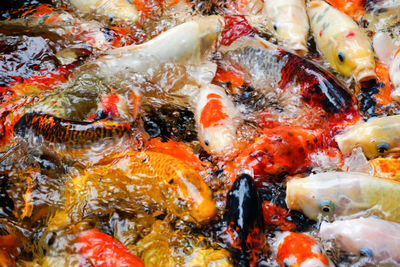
[359, 80, 380, 119]
[316, 14, 324, 23]
[0, 173, 14, 217]
[220, 174, 266, 266]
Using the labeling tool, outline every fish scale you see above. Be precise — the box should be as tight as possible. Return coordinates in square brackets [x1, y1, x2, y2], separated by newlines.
[68, 151, 216, 224]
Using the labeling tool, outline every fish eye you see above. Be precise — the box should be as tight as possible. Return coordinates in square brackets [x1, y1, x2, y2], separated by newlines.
[377, 142, 389, 153]
[338, 51, 345, 62]
[360, 247, 373, 257]
[204, 139, 209, 146]
[319, 200, 335, 214]
[273, 23, 278, 31]
[283, 258, 290, 267]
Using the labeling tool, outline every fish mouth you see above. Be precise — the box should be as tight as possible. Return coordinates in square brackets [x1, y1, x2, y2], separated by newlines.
[354, 67, 377, 82]
[285, 179, 301, 211]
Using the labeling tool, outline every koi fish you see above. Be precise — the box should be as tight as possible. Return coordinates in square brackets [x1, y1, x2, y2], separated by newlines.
[135, 220, 233, 266]
[218, 36, 357, 118]
[78, 16, 224, 83]
[66, 150, 216, 224]
[14, 112, 131, 146]
[325, 0, 366, 20]
[320, 218, 400, 264]
[69, 0, 139, 24]
[335, 115, 400, 159]
[219, 173, 267, 266]
[307, 0, 376, 82]
[145, 137, 210, 172]
[263, 0, 309, 55]
[77, 229, 145, 267]
[194, 84, 242, 157]
[224, 125, 322, 186]
[274, 232, 331, 267]
[286, 171, 400, 223]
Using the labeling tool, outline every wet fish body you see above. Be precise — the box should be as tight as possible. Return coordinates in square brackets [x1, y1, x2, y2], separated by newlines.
[219, 37, 357, 116]
[14, 112, 131, 146]
[286, 171, 400, 222]
[320, 218, 400, 264]
[194, 84, 241, 156]
[220, 174, 267, 266]
[79, 16, 224, 83]
[335, 115, 400, 159]
[307, 0, 376, 82]
[274, 231, 330, 267]
[263, 0, 309, 54]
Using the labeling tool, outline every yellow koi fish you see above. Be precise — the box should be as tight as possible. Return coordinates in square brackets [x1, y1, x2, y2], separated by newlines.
[335, 115, 400, 159]
[307, 0, 376, 82]
[65, 151, 216, 224]
[286, 171, 400, 223]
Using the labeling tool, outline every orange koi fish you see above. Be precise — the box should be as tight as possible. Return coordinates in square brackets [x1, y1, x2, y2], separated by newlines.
[77, 229, 144, 267]
[275, 232, 331, 267]
[145, 137, 210, 172]
[224, 125, 322, 186]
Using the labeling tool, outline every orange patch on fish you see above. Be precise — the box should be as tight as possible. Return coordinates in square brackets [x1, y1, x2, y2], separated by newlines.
[325, 0, 365, 20]
[214, 65, 245, 87]
[200, 98, 229, 129]
[277, 232, 329, 267]
[101, 94, 120, 118]
[370, 157, 400, 180]
[145, 137, 209, 172]
[374, 61, 393, 106]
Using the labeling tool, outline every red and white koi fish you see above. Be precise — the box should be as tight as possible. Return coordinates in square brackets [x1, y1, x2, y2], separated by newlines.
[194, 84, 242, 157]
[274, 231, 331, 267]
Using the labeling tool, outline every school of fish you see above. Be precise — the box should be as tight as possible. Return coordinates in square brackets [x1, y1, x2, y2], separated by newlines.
[1, 0, 400, 266]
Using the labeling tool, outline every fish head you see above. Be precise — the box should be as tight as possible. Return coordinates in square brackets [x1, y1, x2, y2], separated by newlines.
[286, 172, 369, 221]
[327, 30, 376, 82]
[197, 15, 225, 54]
[199, 125, 237, 156]
[167, 166, 217, 224]
[335, 116, 400, 159]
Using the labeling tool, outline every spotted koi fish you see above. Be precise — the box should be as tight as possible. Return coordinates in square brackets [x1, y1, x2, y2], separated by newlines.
[307, 0, 376, 82]
[274, 232, 331, 267]
[219, 173, 267, 267]
[14, 112, 131, 146]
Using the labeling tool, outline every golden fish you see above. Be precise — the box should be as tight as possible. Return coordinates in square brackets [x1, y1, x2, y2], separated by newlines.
[335, 115, 400, 159]
[263, 0, 309, 55]
[307, 0, 376, 82]
[65, 151, 216, 224]
[134, 220, 233, 267]
[286, 171, 400, 223]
